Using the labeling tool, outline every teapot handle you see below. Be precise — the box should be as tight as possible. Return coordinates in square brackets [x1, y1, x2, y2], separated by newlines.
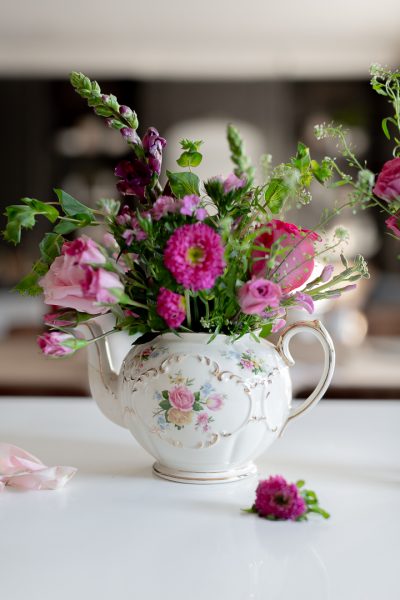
[276, 320, 335, 434]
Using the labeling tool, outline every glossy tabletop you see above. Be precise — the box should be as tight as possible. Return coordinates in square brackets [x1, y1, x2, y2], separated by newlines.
[1, 398, 399, 600]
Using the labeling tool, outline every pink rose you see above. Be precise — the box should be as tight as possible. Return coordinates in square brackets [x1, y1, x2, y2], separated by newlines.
[386, 214, 400, 237]
[39, 236, 123, 314]
[373, 158, 400, 202]
[206, 394, 224, 411]
[238, 278, 282, 315]
[168, 386, 195, 412]
[37, 332, 77, 357]
[252, 220, 320, 293]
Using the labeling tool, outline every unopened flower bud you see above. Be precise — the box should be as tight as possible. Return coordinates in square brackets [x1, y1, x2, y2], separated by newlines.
[320, 264, 334, 282]
[119, 105, 132, 117]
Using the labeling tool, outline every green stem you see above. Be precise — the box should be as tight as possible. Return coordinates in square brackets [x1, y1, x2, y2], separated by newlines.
[184, 290, 192, 327]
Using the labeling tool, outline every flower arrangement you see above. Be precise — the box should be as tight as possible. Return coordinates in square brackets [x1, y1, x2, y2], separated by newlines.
[6, 66, 400, 357]
[243, 475, 330, 521]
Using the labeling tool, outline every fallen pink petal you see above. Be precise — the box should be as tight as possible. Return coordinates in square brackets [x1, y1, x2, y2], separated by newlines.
[0, 443, 77, 492]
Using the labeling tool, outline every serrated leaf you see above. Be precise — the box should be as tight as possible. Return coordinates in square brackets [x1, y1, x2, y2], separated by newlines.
[39, 233, 63, 263]
[54, 189, 93, 217]
[3, 205, 36, 244]
[166, 171, 200, 198]
[21, 198, 59, 222]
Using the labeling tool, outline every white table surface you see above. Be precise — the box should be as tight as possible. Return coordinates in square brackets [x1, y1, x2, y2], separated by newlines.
[1, 398, 399, 600]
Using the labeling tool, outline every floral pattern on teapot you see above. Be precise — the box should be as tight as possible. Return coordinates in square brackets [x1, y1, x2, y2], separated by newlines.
[221, 348, 267, 375]
[152, 371, 226, 433]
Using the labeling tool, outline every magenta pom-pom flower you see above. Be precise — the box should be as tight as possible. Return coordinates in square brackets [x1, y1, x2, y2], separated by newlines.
[163, 223, 225, 291]
[243, 475, 330, 521]
[156, 287, 186, 328]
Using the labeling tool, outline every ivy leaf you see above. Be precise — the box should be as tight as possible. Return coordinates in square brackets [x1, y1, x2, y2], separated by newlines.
[54, 189, 93, 218]
[166, 171, 200, 198]
[264, 178, 289, 214]
[3, 198, 59, 245]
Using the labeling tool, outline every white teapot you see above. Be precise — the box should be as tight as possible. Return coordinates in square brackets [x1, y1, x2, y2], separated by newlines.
[83, 317, 335, 483]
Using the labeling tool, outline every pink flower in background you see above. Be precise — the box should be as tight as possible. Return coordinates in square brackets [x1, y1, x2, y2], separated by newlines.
[254, 475, 307, 520]
[37, 332, 77, 357]
[240, 359, 254, 370]
[152, 196, 182, 220]
[114, 159, 152, 197]
[238, 278, 282, 315]
[206, 394, 224, 411]
[252, 220, 320, 293]
[156, 287, 186, 328]
[320, 264, 334, 282]
[168, 386, 195, 412]
[40, 236, 123, 314]
[386, 214, 400, 237]
[164, 223, 225, 290]
[223, 173, 246, 193]
[373, 157, 400, 202]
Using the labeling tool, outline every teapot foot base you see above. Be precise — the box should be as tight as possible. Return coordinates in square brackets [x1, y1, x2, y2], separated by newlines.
[152, 461, 257, 484]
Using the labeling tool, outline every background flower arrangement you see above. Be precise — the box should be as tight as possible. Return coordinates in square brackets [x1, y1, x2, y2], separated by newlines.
[3, 66, 399, 357]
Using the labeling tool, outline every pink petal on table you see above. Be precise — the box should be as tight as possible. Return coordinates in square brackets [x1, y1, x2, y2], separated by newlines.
[5, 466, 77, 491]
[0, 443, 44, 476]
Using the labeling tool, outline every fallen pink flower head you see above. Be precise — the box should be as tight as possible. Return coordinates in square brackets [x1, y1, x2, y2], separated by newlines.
[0, 443, 76, 492]
[254, 475, 307, 520]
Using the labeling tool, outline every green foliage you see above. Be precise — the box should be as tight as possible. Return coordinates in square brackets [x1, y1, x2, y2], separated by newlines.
[227, 124, 255, 184]
[53, 189, 93, 217]
[14, 232, 63, 296]
[177, 139, 203, 168]
[166, 171, 200, 197]
[3, 198, 59, 245]
[264, 178, 289, 214]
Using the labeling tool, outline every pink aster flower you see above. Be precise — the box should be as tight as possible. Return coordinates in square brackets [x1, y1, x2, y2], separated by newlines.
[195, 412, 210, 432]
[164, 223, 225, 291]
[180, 195, 207, 220]
[156, 287, 186, 328]
[254, 475, 307, 520]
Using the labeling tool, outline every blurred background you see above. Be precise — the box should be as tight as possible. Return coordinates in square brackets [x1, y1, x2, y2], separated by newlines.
[0, 0, 399, 398]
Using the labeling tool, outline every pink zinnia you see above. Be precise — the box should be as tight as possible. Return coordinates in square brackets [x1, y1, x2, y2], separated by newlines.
[164, 223, 225, 291]
[254, 475, 307, 520]
[156, 287, 186, 328]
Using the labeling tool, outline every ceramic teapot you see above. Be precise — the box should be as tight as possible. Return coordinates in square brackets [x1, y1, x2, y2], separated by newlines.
[83, 317, 335, 483]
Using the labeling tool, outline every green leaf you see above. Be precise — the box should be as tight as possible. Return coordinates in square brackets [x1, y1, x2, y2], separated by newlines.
[194, 391, 200, 402]
[296, 480, 305, 488]
[3, 206, 36, 244]
[193, 402, 202, 412]
[166, 171, 200, 198]
[39, 233, 62, 263]
[264, 178, 289, 214]
[13, 269, 43, 296]
[21, 198, 59, 222]
[259, 323, 273, 338]
[381, 117, 392, 140]
[61, 338, 89, 351]
[180, 139, 203, 152]
[53, 213, 93, 234]
[97, 198, 121, 216]
[162, 390, 169, 401]
[159, 400, 171, 410]
[177, 151, 203, 168]
[54, 189, 93, 218]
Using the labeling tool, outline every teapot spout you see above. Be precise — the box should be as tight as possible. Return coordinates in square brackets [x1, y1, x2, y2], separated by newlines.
[81, 315, 132, 429]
